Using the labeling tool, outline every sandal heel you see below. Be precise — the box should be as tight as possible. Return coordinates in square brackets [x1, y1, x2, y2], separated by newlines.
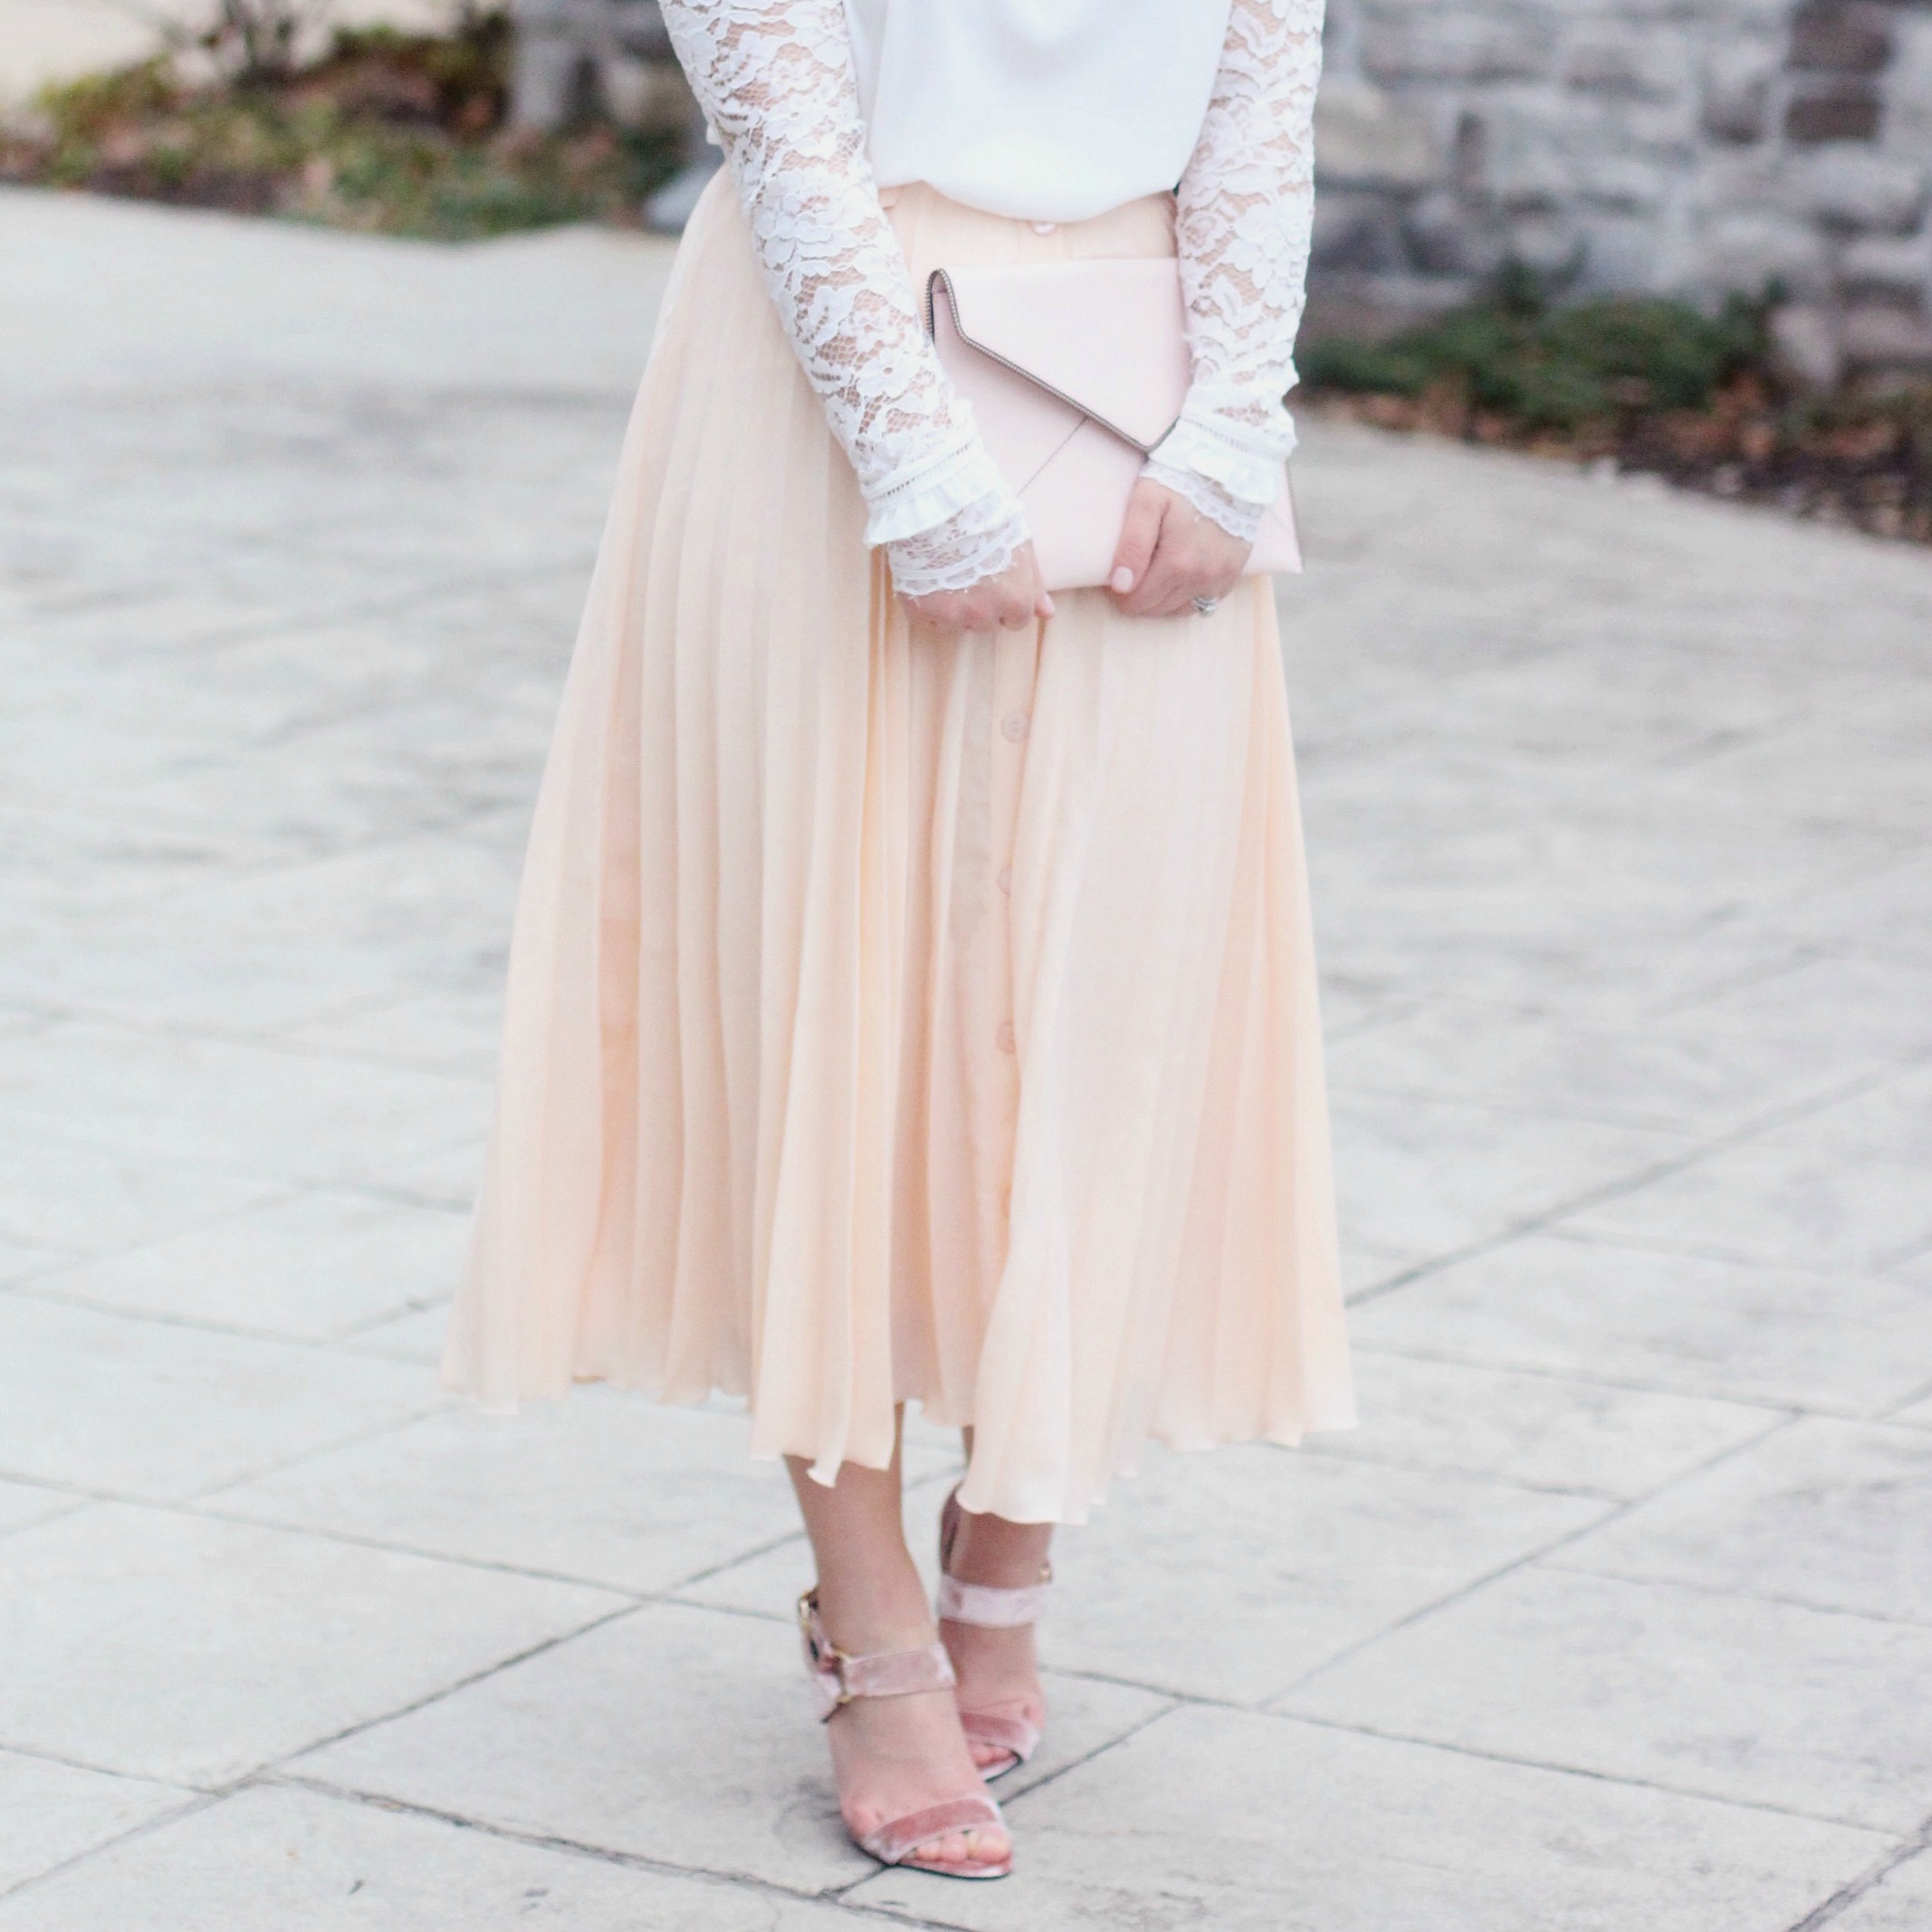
[936, 1487, 1050, 1779]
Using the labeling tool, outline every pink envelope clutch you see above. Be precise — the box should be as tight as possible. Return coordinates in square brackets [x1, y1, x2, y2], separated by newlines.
[924, 260, 1302, 594]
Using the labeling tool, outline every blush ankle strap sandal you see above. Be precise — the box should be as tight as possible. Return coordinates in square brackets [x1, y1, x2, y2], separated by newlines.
[797, 1588, 1013, 1880]
[935, 1486, 1051, 1779]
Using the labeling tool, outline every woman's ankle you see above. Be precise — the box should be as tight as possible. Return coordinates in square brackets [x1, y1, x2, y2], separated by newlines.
[948, 1504, 1054, 1592]
[814, 1558, 937, 1654]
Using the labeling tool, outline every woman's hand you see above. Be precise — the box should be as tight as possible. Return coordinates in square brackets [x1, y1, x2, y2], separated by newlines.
[1107, 479, 1249, 617]
[902, 543, 1054, 636]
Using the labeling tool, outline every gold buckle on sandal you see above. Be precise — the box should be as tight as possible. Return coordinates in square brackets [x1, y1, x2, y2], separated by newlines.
[797, 1587, 855, 1707]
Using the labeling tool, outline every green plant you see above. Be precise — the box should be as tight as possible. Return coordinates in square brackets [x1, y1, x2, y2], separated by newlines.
[1304, 263, 1772, 432]
[1, 7, 679, 240]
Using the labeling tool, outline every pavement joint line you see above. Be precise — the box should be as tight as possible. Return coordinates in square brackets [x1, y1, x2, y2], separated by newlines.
[0, 1126, 487, 1201]
[0, 1471, 129, 1510]
[1267, 1409, 1802, 1701]
[1254, 1706, 1910, 1841]
[52, 556, 598, 667]
[256, 1597, 650, 1775]
[164, 1497, 655, 1599]
[1344, 1054, 1932, 1312]
[1343, 1334, 1822, 1415]
[0, 1263, 441, 1357]
[173, 1400, 463, 1511]
[0, 1789, 223, 1908]
[258, 1772, 975, 1930]
[1879, 1376, 1932, 1421]
[328, 1293, 456, 1346]
[1297, 1439, 1688, 1504]
[1648, 721, 1793, 771]
[0, 1394, 447, 1515]
[944, 1697, 1184, 1817]
[0, 1007, 504, 1085]
[1784, 1810, 1932, 1931]
[0, 1734, 216, 1795]
[1557, 1224, 1932, 1277]
[1535, 1557, 1932, 1634]
[1326, 1072, 1886, 1141]
[12, 1460, 852, 1624]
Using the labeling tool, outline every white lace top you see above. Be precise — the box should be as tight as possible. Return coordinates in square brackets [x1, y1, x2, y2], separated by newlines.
[659, 0, 1325, 598]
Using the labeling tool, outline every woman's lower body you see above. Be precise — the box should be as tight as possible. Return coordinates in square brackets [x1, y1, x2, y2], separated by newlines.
[445, 172, 1354, 1874]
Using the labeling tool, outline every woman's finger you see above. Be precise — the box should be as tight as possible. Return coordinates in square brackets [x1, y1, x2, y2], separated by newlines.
[1108, 483, 1167, 603]
[1124, 521, 1191, 616]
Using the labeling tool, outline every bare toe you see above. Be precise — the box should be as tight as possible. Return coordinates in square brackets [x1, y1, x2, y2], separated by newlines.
[917, 1825, 1009, 1871]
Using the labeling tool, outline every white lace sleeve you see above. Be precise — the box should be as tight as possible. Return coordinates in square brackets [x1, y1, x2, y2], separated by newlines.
[658, 0, 1028, 598]
[1143, 0, 1325, 543]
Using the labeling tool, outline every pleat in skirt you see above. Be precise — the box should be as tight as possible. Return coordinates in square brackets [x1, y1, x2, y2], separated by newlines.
[442, 170, 1355, 1525]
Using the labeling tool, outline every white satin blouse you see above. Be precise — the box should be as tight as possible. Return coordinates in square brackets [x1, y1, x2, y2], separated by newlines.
[842, 0, 1237, 224]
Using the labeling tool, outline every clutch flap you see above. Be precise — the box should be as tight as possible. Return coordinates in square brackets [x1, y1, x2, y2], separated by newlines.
[926, 261, 1192, 454]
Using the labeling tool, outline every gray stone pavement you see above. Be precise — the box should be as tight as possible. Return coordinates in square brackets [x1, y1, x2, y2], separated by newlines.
[2, 185, 1931, 1930]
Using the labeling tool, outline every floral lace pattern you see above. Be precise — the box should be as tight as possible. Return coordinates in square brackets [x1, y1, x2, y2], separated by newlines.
[664, 0, 1322, 587]
[659, 0, 1027, 598]
[1143, 0, 1325, 536]
[1143, 454, 1266, 544]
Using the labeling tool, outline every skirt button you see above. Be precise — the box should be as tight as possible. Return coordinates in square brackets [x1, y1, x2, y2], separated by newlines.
[1029, 219, 1057, 234]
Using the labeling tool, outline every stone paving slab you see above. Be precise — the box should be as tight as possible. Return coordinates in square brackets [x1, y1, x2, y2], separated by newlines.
[0, 1752, 193, 1899]
[1348, 1234, 1932, 1416]
[3, 185, 1931, 1926]
[204, 1392, 945, 1596]
[1829, 1850, 1932, 1932]
[0, 1021, 493, 1189]
[0, 1784, 863, 1932]
[1315, 1346, 1779, 1498]
[28, 1188, 468, 1341]
[0, 1132, 279, 1260]
[0, 1293, 439, 1501]
[852, 1706, 1891, 1932]
[1548, 1415, 1932, 1624]
[0, 1504, 623, 1787]
[1281, 1565, 1932, 1831]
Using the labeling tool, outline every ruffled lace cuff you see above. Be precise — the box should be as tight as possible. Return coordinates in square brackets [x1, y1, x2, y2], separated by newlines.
[885, 488, 1030, 598]
[1142, 457, 1265, 543]
[863, 432, 1016, 548]
[1149, 384, 1299, 512]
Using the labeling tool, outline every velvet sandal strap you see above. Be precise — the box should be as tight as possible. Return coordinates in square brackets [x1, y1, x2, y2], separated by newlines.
[934, 1572, 1052, 1627]
[798, 1588, 958, 1722]
[855, 1793, 1010, 1877]
[960, 1707, 1042, 1765]
[936, 1487, 1053, 1629]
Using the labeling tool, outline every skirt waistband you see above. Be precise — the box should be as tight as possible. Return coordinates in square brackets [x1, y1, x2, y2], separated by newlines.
[875, 179, 1177, 263]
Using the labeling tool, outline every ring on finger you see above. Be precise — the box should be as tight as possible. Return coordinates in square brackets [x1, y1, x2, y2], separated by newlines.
[1191, 594, 1220, 615]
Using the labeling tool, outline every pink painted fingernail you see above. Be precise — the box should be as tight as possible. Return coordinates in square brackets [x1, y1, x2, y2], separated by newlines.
[1110, 567, 1134, 593]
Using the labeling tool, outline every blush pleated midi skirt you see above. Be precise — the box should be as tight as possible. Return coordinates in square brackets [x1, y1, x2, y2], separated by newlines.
[443, 170, 1356, 1525]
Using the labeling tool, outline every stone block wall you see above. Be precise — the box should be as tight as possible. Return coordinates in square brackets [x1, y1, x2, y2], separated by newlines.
[509, 0, 691, 138]
[1315, 0, 1932, 378]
